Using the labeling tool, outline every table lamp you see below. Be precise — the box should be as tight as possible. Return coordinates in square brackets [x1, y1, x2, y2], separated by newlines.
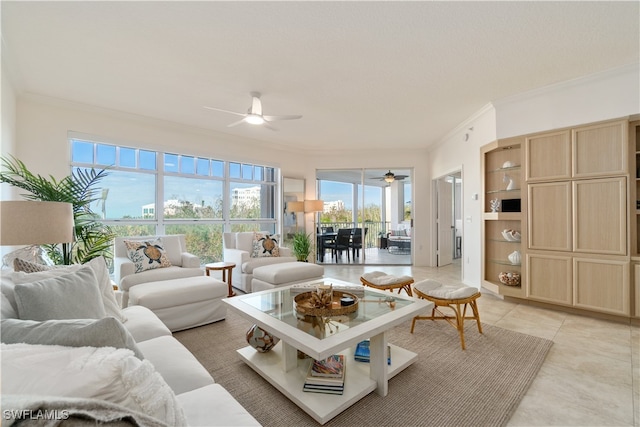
[0, 200, 75, 248]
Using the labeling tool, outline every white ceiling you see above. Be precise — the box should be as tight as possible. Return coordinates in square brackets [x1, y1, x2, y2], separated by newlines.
[2, 1, 638, 152]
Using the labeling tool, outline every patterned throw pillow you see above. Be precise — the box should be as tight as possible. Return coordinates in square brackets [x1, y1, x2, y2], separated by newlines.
[251, 232, 280, 258]
[124, 238, 172, 273]
[13, 258, 55, 273]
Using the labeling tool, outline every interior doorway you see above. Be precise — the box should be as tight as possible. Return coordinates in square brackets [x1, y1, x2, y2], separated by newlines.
[434, 171, 462, 278]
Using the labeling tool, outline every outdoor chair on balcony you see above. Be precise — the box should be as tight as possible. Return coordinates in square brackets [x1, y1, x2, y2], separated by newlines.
[330, 228, 352, 262]
[350, 227, 368, 258]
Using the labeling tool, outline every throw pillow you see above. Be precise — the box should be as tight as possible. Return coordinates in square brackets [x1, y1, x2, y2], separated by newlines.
[13, 258, 54, 273]
[251, 232, 281, 258]
[13, 266, 107, 321]
[1, 291, 17, 319]
[1, 317, 144, 360]
[124, 238, 172, 273]
[10, 256, 126, 323]
[2, 343, 187, 426]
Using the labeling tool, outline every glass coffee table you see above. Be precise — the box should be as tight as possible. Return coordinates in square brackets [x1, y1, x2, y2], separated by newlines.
[223, 278, 432, 424]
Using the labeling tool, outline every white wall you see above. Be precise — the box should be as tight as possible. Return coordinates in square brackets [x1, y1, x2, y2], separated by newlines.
[15, 95, 312, 180]
[495, 63, 639, 139]
[1, 59, 17, 200]
[427, 105, 497, 288]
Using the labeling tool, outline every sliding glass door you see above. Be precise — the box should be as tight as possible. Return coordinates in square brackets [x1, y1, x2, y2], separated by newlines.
[316, 168, 412, 265]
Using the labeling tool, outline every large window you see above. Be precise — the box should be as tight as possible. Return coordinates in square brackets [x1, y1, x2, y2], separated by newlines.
[71, 138, 278, 264]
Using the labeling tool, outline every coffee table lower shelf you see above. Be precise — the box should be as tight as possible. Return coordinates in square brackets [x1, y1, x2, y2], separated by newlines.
[237, 342, 417, 424]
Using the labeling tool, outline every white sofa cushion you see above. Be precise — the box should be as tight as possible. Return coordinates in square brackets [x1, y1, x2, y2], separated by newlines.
[128, 276, 227, 310]
[177, 384, 261, 426]
[2, 343, 187, 426]
[120, 266, 203, 291]
[136, 335, 215, 395]
[242, 256, 299, 274]
[1, 317, 144, 359]
[13, 266, 107, 321]
[253, 262, 324, 285]
[121, 305, 172, 343]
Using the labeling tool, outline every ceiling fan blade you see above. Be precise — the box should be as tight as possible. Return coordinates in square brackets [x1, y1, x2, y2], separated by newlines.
[203, 106, 246, 117]
[250, 94, 263, 116]
[263, 114, 302, 121]
[227, 118, 247, 127]
[262, 121, 278, 131]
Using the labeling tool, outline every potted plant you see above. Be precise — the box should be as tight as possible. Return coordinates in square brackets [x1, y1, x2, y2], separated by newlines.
[0, 155, 116, 265]
[291, 232, 313, 262]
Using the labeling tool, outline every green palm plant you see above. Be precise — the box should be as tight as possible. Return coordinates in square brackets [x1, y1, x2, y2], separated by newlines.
[291, 231, 313, 262]
[0, 155, 115, 265]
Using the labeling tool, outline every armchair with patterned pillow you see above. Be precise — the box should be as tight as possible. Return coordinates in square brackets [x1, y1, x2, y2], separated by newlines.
[223, 231, 295, 293]
[113, 235, 202, 306]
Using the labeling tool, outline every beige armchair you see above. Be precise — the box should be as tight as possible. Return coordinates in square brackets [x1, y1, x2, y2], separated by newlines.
[114, 234, 202, 306]
[223, 231, 295, 293]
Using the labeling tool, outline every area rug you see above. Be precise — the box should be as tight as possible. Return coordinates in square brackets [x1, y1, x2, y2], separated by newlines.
[174, 311, 552, 427]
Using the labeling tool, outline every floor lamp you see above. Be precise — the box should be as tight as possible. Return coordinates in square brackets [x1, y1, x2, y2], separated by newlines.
[0, 200, 75, 265]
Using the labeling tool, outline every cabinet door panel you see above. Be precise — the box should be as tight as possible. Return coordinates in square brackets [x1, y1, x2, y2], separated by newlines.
[574, 257, 629, 315]
[573, 120, 627, 178]
[527, 253, 572, 304]
[525, 131, 571, 182]
[573, 177, 627, 255]
[635, 264, 640, 318]
[528, 182, 572, 251]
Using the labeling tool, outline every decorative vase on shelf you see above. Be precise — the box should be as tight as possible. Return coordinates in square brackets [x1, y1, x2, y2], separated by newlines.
[504, 173, 515, 191]
[508, 250, 521, 265]
[490, 199, 501, 213]
[246, 324, 279, 353]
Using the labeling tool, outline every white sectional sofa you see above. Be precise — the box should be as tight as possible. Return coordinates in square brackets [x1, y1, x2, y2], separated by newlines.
[0, 257, 260, 426]
[223, 231, 296, 293]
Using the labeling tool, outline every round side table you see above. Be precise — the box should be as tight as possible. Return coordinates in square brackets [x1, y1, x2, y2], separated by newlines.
[205, 262, 236, 297]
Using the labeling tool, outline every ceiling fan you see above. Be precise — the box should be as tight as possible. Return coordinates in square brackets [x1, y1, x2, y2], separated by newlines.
[371, 170, 409, 183]
[203, 92, 302, 131]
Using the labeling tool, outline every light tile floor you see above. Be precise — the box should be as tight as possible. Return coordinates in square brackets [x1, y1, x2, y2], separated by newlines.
[322, 263, 640, 427]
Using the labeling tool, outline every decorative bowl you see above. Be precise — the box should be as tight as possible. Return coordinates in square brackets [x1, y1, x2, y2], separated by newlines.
[498, 272, 521, 286]
[502, 161, 515, 168]
[501, 229, 521, 241]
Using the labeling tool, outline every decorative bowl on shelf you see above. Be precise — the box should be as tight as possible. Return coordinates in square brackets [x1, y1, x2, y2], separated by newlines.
[502, 161, 516, 168]
[498, 272, 521, 286]
[501, 229, 521, 241]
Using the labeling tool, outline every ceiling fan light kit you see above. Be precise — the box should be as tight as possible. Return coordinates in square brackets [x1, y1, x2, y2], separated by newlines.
[203, 92, 301, 130]
[384, 171, 395, 183]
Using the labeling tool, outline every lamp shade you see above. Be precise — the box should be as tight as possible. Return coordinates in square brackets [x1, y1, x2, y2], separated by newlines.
[287, 201, 304, 213]
[0, 201, 75, 245]
[304, 200, 324, 212]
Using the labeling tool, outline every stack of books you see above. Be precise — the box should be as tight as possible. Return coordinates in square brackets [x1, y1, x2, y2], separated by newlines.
[303, 354, 345, 395]
[354, 340, 391, 365]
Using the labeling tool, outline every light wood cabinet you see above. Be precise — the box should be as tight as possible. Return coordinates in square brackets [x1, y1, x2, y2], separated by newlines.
[528, 182, 572, 251]
[573, 120, 628, 178]
[483, 117, 634, 319]
[573, 177, 627, 255]
[634, 263, 640, 317]
[525, 131, 571, 181]
[526, 252, 572, 305]
[573, 257, 629, 316]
